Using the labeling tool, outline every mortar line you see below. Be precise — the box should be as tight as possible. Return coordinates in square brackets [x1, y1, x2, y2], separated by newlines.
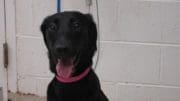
[101, 40, 180, 47]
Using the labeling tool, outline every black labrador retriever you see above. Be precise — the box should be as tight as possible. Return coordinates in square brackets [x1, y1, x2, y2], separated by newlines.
[41, 11, 108, 101]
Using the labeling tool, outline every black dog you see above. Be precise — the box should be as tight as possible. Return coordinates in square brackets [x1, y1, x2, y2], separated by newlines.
[41, 11, 108, 101]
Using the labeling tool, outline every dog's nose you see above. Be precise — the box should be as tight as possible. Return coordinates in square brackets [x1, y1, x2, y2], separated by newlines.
[55, 45, 68, 53]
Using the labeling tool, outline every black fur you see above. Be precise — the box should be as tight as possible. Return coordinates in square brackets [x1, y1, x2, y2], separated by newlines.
[41, 11, 108, 101]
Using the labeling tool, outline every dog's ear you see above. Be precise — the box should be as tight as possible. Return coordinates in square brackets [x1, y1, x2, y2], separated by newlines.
[40, 16, 50, 49]
[85, 14, 94, 22]
[85, 14, 97, 56]
[40, 16, 50, 35]
[40, 16, 57, 73]
[40, 22, 46, 34]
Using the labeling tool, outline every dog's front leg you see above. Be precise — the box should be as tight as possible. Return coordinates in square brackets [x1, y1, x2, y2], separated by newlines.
[47, 81, 58, 101]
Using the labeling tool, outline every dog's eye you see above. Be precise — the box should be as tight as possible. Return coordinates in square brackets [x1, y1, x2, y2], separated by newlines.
[72, 21, 80, 28]
[48, 23, 57, 31]
[71, 19, 81, 30]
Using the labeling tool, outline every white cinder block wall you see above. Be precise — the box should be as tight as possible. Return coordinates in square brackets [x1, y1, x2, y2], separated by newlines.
[13, 0, 180, 101]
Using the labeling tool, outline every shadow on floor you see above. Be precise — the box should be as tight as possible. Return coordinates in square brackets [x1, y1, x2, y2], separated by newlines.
[8, 92, 46, 101]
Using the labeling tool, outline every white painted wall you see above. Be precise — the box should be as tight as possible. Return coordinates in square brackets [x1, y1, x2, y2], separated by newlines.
[0, 0, 8, 100]
[12, 0, 180, 101]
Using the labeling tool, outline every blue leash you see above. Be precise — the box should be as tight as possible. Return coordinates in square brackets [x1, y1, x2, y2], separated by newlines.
[57, 0, 61, 12]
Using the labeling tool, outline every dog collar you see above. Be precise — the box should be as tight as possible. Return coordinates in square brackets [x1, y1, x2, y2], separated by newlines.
[56, 67, 91, 83]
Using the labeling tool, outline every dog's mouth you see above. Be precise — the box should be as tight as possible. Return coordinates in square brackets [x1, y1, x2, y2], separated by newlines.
[56, 57, 77, 78]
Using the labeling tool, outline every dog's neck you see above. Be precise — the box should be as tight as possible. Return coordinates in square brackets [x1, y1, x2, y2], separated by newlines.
[56, 67, 91, 83]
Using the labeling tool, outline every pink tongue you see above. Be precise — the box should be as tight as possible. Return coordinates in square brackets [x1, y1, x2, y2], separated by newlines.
[56, 61, 73, 78]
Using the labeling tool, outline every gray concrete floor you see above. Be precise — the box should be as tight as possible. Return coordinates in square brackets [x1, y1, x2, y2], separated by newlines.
[8, 92, 46, 101]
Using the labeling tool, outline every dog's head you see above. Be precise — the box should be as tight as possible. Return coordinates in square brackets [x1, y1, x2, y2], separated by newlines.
[41, 11, 97, 76]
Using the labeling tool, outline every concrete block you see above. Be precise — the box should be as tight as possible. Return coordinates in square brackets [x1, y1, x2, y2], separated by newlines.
[96, 42, 160, 84]
[16, 0, 56, 36]
[17, 37, 53, 77]
[61, 0, 89, 13]
[32, 0, 56, 36]
[98, 0, 119, 41]
[117, 84, 155, 101]
[18, 76, 52, 97]
[161, 2, 180, 44]
[18, 76, 37, 94]
[117, 0, 162, 42]
[160, 46, 180, 86]
[36, 78, 52, 97]
[16, 0, 33, 35]
[101, 82, 117, 101]
[117, 83, 180, 101]
[155, 86, 180, 101]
